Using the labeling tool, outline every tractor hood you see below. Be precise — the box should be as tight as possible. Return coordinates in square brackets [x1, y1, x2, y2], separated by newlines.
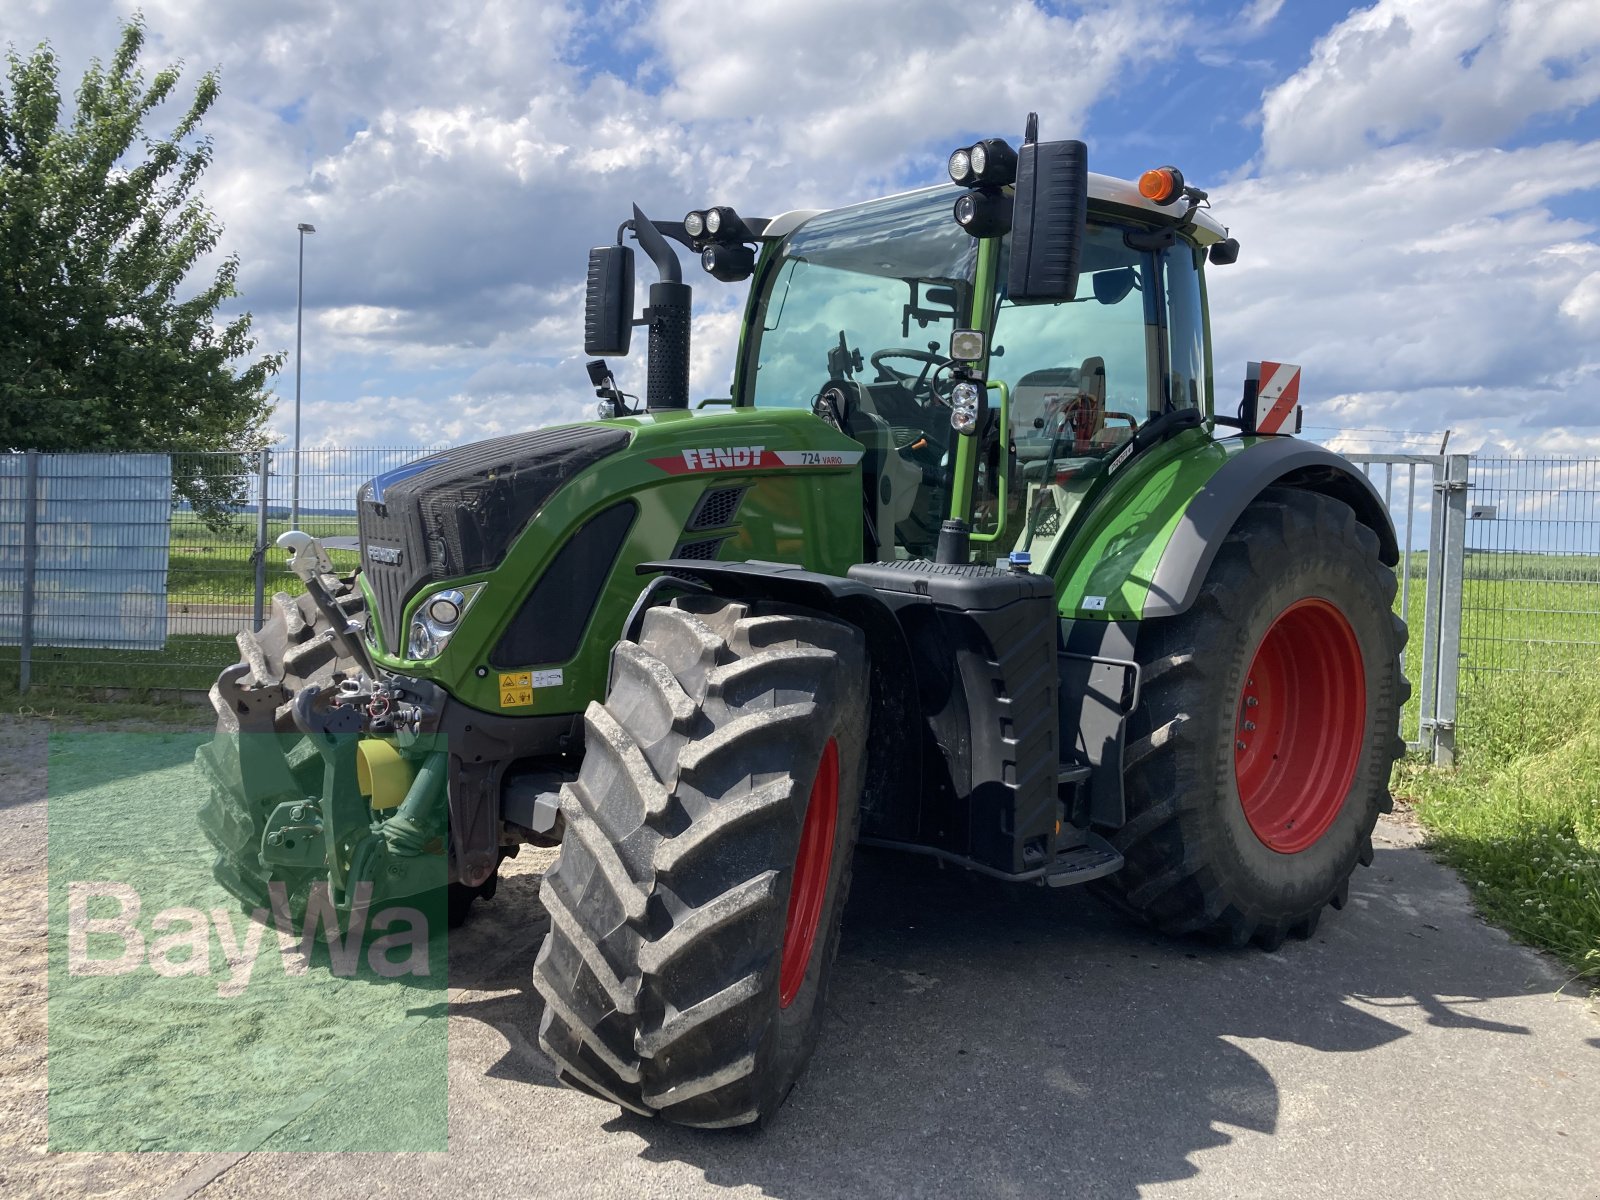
[357, 424, 631, 646]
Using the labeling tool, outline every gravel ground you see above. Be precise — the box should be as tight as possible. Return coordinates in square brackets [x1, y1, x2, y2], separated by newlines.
[1, 714, 1596, 1199]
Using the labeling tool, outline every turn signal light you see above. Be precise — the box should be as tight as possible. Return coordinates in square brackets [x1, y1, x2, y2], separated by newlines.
[1138, 165, 1184, 206]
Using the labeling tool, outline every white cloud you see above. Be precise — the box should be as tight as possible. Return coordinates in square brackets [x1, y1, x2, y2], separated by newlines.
[1236, 0, 1285, 35]
[1260, 0, 1600, 171]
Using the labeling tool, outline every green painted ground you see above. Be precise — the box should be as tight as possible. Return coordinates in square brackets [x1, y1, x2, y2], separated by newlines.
[46, 732, 448, 1151]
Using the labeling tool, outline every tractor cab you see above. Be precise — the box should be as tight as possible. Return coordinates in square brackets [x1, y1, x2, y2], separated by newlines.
[730, 175, 1219, 567]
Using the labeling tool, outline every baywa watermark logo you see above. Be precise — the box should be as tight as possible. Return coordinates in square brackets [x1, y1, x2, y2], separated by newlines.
[67, 881, 435, 997]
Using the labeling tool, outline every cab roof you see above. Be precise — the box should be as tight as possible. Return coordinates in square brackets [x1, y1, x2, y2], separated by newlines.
[766, 173, 1228, 246]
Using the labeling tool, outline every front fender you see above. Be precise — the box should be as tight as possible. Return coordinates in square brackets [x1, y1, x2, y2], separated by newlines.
[634, 559, 923, 843]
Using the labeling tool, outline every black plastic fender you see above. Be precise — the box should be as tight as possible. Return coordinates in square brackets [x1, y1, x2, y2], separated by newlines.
[1145, 438, 1399, 619]
[634, 560, 924, 842]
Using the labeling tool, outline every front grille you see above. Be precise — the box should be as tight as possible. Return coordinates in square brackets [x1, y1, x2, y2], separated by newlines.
[358, 425, 630, 646]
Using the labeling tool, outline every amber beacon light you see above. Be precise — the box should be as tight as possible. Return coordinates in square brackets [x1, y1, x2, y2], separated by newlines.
[1138, 165, 1184, 206]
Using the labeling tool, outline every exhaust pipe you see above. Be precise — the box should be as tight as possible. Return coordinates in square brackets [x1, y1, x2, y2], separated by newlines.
[631, 205, 692, 412]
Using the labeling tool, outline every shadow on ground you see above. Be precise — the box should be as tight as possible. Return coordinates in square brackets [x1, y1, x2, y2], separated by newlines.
[446, 838, 1556, 1199]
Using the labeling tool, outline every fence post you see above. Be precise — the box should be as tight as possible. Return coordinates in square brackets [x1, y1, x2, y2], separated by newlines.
[18, 451, 40, 695]
[253, 448, 270, 631]
[1432, 453, 1469, 766]
[1417, 458, 1446, 761]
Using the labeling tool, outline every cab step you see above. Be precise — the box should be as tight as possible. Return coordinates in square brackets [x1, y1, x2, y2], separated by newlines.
[1044, 831, 1124, 887]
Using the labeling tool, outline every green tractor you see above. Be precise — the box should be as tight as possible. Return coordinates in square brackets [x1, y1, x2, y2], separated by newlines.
[197, 118, 1407, 1129]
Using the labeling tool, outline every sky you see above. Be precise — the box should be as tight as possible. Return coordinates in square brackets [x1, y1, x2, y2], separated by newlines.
[4, 0, 1600, 458]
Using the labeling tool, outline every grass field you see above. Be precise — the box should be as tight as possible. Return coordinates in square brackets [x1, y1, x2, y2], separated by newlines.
[166, 514, 359, 606]
[1396, 550, 1600, 985]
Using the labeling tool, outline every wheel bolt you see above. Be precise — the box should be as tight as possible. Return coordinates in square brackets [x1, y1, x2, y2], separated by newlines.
[1243, 721, 1256, 731]
[1236, 740, 1248, 751]
[1246, 697, 1259, 708]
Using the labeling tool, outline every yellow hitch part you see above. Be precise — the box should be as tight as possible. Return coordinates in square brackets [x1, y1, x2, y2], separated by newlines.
[356, 739, 413, 812]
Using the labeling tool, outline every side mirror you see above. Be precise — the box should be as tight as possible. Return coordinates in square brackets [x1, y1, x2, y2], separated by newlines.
[584, 245, 634, 356]
[1006, 139, 1089, 304]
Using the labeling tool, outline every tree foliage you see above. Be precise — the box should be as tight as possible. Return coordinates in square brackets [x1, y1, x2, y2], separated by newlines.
[0, 17, 282, 524]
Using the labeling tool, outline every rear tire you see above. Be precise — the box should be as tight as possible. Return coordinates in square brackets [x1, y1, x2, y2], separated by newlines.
[533, 595, 869, 1128]
[1099, 489, 1409, 948]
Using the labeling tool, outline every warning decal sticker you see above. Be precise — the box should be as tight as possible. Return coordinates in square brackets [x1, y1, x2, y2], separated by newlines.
[498, 672, 534, 707]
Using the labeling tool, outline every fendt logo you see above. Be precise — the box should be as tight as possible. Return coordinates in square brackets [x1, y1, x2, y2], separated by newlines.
[683, 446, 767, 471]
[366, 544, 403, 566]
[648, 446, 864, 475]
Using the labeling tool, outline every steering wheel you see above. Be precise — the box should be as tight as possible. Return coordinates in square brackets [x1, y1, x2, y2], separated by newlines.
[870, 348, 951, 407]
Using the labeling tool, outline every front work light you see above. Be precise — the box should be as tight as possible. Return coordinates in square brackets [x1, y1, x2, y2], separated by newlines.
[1138, 165, 1185, 206]
[950, 380, 982, 434]
[950, 139, 1018, 186]
[683, 210, 706, 238]
[954, 188, 1013, 238]
[968, 138, 1017, 185]
[702, 242, 756, 282]
[949, 148, 974, 186]
[949, 328, 987, 362]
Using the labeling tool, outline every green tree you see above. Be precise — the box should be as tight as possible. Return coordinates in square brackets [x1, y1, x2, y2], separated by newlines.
[0, 16, 283, 524]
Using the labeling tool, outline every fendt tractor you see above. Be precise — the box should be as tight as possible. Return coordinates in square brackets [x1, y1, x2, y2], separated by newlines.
[199, 116, 1407, 1128]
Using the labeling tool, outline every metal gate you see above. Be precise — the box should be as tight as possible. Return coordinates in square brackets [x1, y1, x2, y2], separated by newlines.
[1345, 453, 1467, 766]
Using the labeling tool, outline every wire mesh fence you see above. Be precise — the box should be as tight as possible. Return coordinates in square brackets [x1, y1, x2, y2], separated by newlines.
[1460, 458, 1600, 679]
[1, 447, 436, 697]
[5, 446, 1599, 762]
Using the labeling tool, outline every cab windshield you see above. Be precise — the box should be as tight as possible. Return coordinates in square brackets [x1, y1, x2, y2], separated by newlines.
[742, 186, 977, 557]
[740, 186, 1207, 565]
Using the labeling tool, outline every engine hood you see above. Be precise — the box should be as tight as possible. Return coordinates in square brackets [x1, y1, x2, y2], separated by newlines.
[357, 424, 632, 645]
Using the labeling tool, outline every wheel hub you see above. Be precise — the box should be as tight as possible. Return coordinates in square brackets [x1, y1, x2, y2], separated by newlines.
[1234, 598, 1366, 854]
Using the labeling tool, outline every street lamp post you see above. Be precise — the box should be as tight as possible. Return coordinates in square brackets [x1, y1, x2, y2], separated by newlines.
[292, 221, 316, 530]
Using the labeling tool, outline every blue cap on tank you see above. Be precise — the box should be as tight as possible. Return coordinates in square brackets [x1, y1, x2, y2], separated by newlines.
[1008, 550, 1031, 572]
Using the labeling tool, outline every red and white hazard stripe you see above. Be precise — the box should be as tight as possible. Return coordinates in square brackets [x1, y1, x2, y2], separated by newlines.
[1252, 361, 1302, 435]
[648, 446, 864, 475]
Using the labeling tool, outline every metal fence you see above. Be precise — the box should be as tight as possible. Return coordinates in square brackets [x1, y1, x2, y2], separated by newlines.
[4, 446, 1599, 767]
[1459, 458, 1600, 678]
[0, 447, 435, 698]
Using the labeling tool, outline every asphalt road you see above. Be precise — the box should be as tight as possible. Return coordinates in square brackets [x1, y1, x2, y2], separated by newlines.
[3, 719, 1597, 1199]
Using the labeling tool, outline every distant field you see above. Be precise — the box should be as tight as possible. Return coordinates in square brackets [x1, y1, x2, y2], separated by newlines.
[167, 514, 360, 607]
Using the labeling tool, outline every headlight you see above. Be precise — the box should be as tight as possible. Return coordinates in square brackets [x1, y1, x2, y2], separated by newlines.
[405, 585, 482, 660]
[969, 142, 987, 176]
[683, 210, 706, 238]
[950, 380, 982, 434]
[705, 208, 722, 234]
[427, 592, 463, 625]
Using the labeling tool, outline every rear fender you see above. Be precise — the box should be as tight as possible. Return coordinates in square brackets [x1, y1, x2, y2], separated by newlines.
[1053, 435, 1397, 620]
[1144, 438, 1398, 618]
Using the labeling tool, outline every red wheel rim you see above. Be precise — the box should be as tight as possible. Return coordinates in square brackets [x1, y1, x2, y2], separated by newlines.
[1234, 598, 1366, 854]
[779, 738, 839, 1009]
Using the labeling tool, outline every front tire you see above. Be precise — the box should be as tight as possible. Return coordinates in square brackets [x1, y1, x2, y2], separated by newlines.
[1100, 488, 1408, 948]
[533, 595, 869, 1128]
